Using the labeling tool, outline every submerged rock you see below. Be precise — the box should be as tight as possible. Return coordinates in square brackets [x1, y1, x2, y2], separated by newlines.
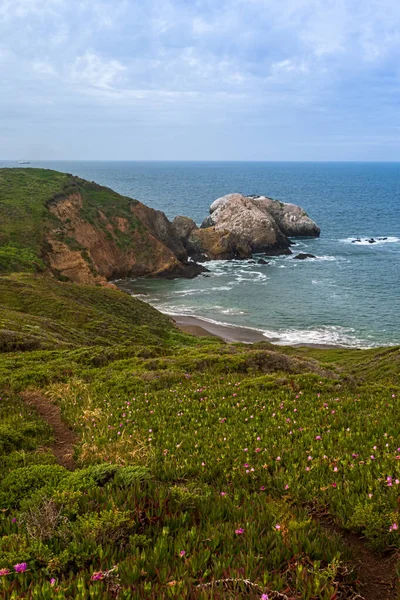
[257, 258, 269, 265]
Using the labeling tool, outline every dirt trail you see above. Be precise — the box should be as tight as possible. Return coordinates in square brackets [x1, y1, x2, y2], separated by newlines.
[21, 391, 77, 471]
[320, 518, 399, 600]
[344, 531, 398, 600]
[19, 393, 398, 599]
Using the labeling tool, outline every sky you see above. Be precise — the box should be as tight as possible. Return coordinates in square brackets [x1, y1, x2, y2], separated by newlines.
[1, 0, 400, 161]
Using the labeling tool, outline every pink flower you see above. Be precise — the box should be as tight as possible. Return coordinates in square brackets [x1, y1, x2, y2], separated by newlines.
[235, 528, 244, 535]
[50, 578, 56, 586]
[11, 518, 16, 523]
[276, 456, 281, 461]
[220, 491, 227, 496]
[261, 594, 269, 600]
[179, 550, 186, 557]
[315, 435, 321, 440]
[285, 484, 289, 490]
[332, 482, 337, 488]
[14, 563, 27, 573]
[260, 486, 266, 491]
[370, 455, 375, 460]
[389, 523, 398, 532]
[255, 448, 262, 453]
[91, 571, 104, 581]
[0, 569, 10, 577]
[275, 524, 281, 530]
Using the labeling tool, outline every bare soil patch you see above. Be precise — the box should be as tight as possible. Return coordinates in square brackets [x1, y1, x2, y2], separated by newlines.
[317, 515, 399, 600]
[21, 391, 77, 470]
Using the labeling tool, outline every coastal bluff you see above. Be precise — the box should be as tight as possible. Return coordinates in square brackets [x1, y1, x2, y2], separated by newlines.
[0, 169, 320, 284]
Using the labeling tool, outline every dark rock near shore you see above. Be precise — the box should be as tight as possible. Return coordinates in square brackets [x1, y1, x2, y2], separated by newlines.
[257, 258, 269, 265]
[293, 253, 316, 260]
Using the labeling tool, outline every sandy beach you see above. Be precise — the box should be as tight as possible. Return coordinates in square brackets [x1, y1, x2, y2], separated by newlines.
[172, 315, 273, 343]
[172, 314, 344, 348]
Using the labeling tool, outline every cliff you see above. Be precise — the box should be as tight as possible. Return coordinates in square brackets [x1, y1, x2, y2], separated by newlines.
[0, 168, 204, 284]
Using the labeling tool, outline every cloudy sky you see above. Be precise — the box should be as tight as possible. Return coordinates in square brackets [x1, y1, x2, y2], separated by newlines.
[1, 0, 400, 160]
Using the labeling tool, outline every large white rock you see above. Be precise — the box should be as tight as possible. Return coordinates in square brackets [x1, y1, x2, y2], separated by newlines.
[201, 193, 289, 253]
[252, 196, 320, 237]
[201, 193, 320, 255]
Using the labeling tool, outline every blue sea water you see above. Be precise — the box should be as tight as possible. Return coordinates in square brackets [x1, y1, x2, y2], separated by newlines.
[3, 160, 399, 347]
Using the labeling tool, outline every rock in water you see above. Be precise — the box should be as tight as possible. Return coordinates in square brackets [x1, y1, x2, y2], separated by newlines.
[293, 253, 316, 260]
[197, 193, 320, 259]
[200, 193, 290, 254]
[252, 196, 320, 238]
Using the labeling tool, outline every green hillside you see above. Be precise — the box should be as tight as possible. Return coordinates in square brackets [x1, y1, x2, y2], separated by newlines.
[0, 168, 142, 275]
[0, 173, 398, 599]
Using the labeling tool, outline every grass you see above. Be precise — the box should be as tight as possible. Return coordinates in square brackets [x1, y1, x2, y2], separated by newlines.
[0, 273, 399, 598]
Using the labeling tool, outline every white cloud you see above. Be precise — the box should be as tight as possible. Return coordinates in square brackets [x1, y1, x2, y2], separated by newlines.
[70, 52, 126, 89]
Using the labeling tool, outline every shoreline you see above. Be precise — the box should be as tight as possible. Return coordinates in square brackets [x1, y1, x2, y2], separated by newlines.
[171, 314, 344, 349]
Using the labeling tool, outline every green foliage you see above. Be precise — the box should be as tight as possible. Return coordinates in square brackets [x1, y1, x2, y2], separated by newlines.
[0, 260, 399, 597]
[0, 273, 186, 351]
[0, 465, 68, 509]
[114, 465, 151, 486]
[0, 246, 46, 273]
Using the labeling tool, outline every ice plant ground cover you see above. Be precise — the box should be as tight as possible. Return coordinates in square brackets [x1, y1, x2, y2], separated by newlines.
[0, 274, 399, 599]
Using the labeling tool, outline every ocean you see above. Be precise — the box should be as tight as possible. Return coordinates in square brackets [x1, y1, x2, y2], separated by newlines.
[3, 160, 399, 348]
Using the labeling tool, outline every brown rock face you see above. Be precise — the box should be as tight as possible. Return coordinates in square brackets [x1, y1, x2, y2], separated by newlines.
[188, 228, 252, 261]
[46, 192, 190, 284]
[131, 203, 188, 261]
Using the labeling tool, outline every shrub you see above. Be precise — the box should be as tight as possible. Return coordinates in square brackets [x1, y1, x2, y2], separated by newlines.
[0, 465, 68, 509]
[114, 465, 151, 487]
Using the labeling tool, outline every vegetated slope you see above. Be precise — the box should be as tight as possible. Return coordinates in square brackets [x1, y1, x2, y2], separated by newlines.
[0, 273, 182, 351]
[0, 275, 399, 599]
[0, 168, 196, 282]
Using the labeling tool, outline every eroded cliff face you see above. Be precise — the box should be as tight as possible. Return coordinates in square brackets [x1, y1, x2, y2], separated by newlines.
[45, 192, 194, 284]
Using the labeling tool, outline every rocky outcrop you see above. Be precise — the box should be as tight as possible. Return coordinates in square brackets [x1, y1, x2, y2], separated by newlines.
[202, 193, 289, 253]
[192, 193, 319, 260]
[131, 203, 187, 261]
[172, 216, 197, 244]
[188, 228, 252, 261]
[251, 196, 320, 238]
[45, 184, 205, 284]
